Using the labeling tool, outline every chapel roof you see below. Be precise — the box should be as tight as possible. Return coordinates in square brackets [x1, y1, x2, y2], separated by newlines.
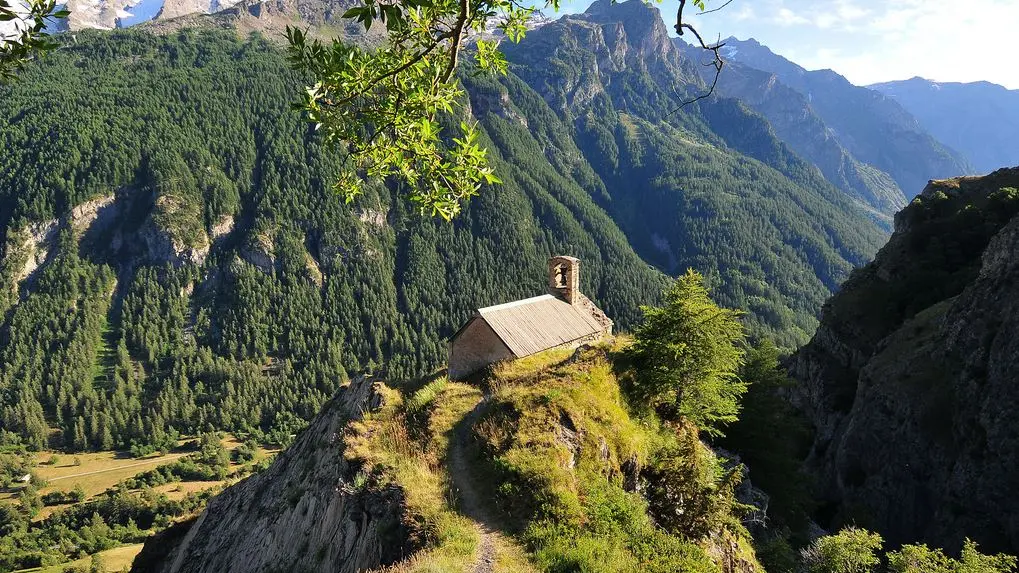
[472, 293, 607, 357]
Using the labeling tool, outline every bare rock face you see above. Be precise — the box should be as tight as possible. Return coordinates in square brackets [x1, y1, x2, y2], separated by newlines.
[240, 232, 275, 273]
[789, 167, 1019, 553]
[132, 375, 414, 573]
[140, 195, 211, 266]
[70, 193, 118, 232]
[209, 214, 235, 241]
[156, 0, 243, 21]
[62, 0, 140, 30]
[13, 219, 59, 283]
[502, 0, 697, 116]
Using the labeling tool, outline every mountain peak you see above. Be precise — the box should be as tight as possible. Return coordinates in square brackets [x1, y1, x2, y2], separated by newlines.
[581, 0, 671, 51]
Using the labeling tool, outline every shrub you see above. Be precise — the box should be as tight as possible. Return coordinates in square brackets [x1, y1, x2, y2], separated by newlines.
[232, 439, 259, 464]
[957, 539, 1017, 573]
[719, 340, 814, 531]
[643, 423, 743, 539]
[887, 543, 953, 573]
[754, 534, 798, 573]
[19, 484, 42, 517]
[800, 527, 883, 573]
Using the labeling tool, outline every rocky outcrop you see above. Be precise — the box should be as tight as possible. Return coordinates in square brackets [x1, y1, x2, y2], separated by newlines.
[60, 0, 140, 30]
[503, 0, 699, 116]
[132, 375, 415, 573]
[240, 232, 275, 272]
[789, 167, 1019, 553]
[70, 193, 118, 233]
[156, 0, 244, 21]
[209, 214, 235, 241]
[142, 195, 211, 266]
[11, 219, 59, 283]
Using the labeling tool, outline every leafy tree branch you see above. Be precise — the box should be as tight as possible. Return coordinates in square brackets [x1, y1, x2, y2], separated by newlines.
[0, 0, 68, 81]
[288, 0, 728, 218]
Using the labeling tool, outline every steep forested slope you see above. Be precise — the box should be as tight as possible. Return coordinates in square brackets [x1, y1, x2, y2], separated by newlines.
[499, 0, 885, 345]
[0, 30, 666, 452]
[0, 2, 885, 453]
[870, 77, 1019, 175]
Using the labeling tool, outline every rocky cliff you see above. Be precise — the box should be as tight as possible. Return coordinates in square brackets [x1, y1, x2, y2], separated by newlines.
[790, 167, 1019, 553]
[131, 375, 414, 573]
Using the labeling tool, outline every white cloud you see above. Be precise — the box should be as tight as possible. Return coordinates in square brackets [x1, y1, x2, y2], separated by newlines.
[813, 12, 837, 29]
[774, 7, 809, 26]
[731, 4, 755, 21]
[834, 0, 869, 22]
[808, 0, 1019, 88]
[680, 0, 1019, 89]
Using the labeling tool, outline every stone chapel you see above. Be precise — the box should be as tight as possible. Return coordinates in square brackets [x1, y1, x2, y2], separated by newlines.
[447, 256, 613, 380]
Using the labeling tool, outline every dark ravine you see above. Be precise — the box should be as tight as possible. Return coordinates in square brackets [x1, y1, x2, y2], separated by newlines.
[132, 375, 415, 573]
[789, 167, 1019, 553]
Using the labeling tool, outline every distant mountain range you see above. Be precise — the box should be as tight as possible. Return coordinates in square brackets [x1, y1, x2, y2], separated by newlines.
[870, 77, 1019, 175]
[676, 39, 907, 225]
[712, 38, 975, 201]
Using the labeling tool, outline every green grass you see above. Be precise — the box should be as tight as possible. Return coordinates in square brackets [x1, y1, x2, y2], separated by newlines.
[339, 345, 761, 572]
[466, 345, 754, 573]
[90, 305, 119, 389]
[345, 383, 482, 573]
[2, 435, 273, 515]
[345, 376, 538, 573]
[14, 543, 144, 573]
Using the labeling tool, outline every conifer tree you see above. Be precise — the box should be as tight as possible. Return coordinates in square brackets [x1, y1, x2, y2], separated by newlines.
[627, 269, 746, 435]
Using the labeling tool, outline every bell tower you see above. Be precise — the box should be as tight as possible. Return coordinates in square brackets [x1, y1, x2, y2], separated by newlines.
[548, 256, 581, 305]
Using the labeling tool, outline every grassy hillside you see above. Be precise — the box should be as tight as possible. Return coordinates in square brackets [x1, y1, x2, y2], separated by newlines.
[281, 343, 761, 573]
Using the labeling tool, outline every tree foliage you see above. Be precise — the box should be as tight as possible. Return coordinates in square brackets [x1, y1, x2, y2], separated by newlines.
[802, 529, 1017, 573]
[286, 0, 722, 217]
[643, 422, 743, 539]
[0, 0, 67, 80]
[627, 269, 747, 434]
[720, 340, 813, 530]
[801, 527, 884, 573]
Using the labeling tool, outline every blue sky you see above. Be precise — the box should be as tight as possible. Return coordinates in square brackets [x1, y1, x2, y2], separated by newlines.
[553, 0, 1019, 89]
[4, 0, 1016, 89]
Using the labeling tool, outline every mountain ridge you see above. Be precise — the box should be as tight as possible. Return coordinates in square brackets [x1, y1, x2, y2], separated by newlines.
[676, 38, 906, 225]
[719, 37, 975, 196]
[869, 76, 1019, 175]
